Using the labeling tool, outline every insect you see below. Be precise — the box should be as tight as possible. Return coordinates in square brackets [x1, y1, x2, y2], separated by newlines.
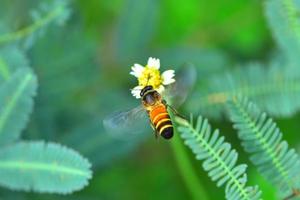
[103, 64, 196, 140]
[139, 85, 175, 139]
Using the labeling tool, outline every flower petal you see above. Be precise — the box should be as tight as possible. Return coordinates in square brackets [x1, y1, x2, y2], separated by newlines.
[130, 64, 144, 78]
[162, 70, 175, 85]
[147, 57, 160, 69]
[157, 85, 165, 94]
[131, 85, 143, 98]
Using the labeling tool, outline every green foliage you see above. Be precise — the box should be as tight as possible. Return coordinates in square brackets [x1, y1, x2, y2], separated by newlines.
[0, 67, 37, 145]
[115, 0, 159, 62]
[0, 45, 93, 194]
[175, 116, 262, 200]
[157, 47, 231, 77]
[227, 96, 300, 198]
[30, 23, 97, 100]
[61, 120, 147, 169]
[187, 62, 300, 119]
[159, 0, 200, 44]
[0, 45, 29, 83]
[0, 0, 70, 48]
[170, 133, 210, 200]
[2, 0, 300, 199]
[265, 0, 300, 64]
[0, 1, 93, 196]
[0, 141, 91, 194]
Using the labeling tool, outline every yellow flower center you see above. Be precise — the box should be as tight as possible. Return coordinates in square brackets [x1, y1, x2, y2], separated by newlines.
[138, 66, 163, 89]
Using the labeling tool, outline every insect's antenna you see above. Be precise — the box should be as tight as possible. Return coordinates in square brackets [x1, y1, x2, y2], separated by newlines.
[146, 75, 150, 86]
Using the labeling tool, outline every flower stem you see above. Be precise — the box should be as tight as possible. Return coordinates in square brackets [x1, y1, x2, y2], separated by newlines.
[170, 132, 209, 200]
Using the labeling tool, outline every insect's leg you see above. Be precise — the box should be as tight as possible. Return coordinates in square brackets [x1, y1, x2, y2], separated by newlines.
[150, 120, 159, 139]
[155, 131, 158, 139]
[163, 100, 187, 120]
[169, 105, 187, 120]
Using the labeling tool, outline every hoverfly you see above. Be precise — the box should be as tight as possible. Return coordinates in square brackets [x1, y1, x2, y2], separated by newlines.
[103, 64, 196, 140]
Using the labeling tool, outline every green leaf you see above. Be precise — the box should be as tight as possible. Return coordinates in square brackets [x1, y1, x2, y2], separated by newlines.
[0, 67, 37, 145]
[265, 0, 300, 64]
[26, 23, 99, 140]
[227, 96, 300, 198]
[0, 0, 70, 48]
[0, 141, 92, 194]
[175, 116, 262, 200]
[187, 62, 300, 119]
[0, 45, 29, 83]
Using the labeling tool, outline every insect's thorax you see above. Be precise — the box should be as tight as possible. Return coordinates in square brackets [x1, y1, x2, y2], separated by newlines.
[142, 92, 162, 110]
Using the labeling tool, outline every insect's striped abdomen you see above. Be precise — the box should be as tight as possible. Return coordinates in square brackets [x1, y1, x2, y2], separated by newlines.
[149, 105, 173, 139]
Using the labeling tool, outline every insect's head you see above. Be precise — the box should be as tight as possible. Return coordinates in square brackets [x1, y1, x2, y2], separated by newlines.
[140, 85, 153, 97]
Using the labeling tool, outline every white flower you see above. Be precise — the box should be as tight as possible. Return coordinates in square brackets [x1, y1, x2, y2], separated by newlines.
[147, 57, 160, 69]
[130, 57, 175, 98]
[129, 64, 144, 78]
[162, 70, 175, 85]
[131, 85, 143, 99]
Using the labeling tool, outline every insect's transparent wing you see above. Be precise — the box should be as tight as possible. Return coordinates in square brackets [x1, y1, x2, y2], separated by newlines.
[103, 105, 149, 139]
[164, 63, 197, 107]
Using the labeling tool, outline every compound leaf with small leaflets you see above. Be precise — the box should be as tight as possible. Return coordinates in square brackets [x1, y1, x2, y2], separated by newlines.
[187, 62, 300, 119]
[0, 0, 70, 48]
[0, 141, 92, 194]
[0, 45, 30, 83]
[0, 67, 37, 145]
[265, 0, 300, 64]
[175, 116, 262, 200]
[227, 96, 300, 198]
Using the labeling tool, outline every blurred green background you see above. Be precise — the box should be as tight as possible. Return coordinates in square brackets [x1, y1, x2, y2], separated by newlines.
[1, 0, 299, 199]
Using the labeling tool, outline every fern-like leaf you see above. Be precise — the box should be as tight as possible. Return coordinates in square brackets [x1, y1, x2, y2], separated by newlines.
[187, 63, 300, 119]
[175, 116, 262, 200]
[0, 67, 37, 145]
[265, 0, 300, 63]
[0, 45, 29, 83]
[0, 141, 92, 194]
[227, 96, 300, 198]
[0, 0, 70, 48]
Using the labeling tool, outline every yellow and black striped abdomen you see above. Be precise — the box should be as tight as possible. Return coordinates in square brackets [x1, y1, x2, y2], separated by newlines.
[149, 105, 173, 139]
